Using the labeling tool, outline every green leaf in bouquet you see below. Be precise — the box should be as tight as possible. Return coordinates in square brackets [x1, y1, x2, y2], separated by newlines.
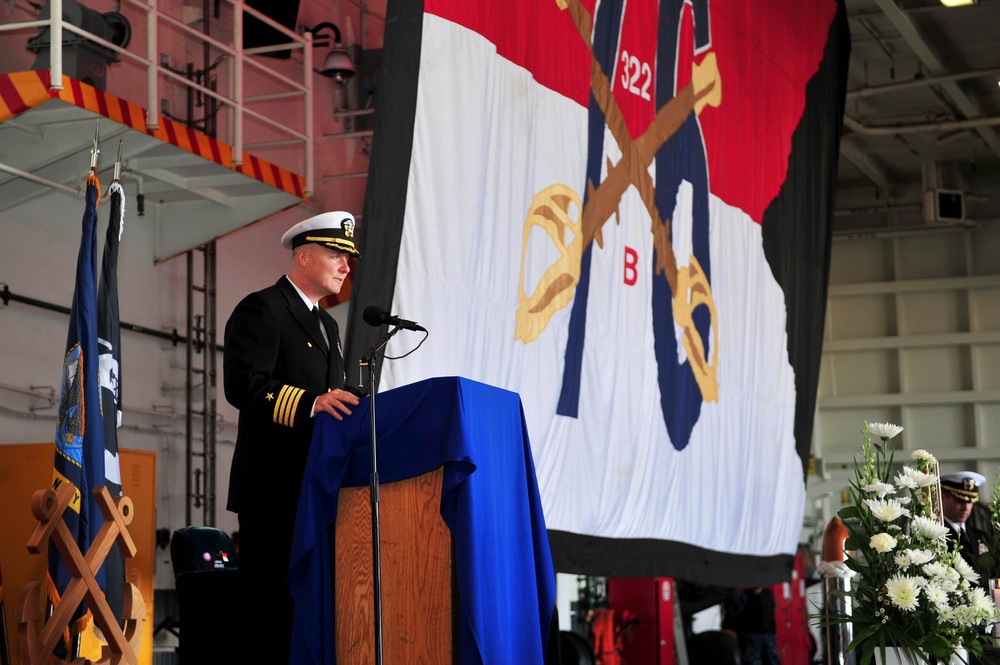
[920, 634, 953, 661]
[844, 533, 866, 551]
[839, 505, 861, 520]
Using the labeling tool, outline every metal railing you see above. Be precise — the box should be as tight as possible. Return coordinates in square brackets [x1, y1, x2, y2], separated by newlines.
[0, 0, 315, 194]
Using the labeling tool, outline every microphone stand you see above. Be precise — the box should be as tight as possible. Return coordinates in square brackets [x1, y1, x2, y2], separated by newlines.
[360, 325, 401, 665]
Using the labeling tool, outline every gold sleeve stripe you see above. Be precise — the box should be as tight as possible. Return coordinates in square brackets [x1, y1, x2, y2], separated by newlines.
[273, 385, 305, 427]
[288, 388, 305, 425]
[282, 386, 303, 427]
[273, 386, 289, 425]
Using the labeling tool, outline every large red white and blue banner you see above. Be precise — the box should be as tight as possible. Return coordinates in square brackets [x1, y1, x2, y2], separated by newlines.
[346, 0, 848, 585]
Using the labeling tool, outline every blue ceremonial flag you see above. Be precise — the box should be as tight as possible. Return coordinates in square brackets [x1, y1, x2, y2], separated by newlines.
[51, 173, 107, 638]
[98, 180, 125, 625]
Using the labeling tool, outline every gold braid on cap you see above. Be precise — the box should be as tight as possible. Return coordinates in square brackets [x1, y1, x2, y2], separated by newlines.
[304, 235, 358, 254]
[943, 479, 979, 502]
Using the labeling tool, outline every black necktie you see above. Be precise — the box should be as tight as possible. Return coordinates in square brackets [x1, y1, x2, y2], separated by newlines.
[961, 525, 975, 553]
[312, 306, 329, 350]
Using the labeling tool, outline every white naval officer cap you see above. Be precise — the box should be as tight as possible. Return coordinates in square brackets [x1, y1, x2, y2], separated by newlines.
[280, 211, 360, 257]
[940, 471, 987, 503]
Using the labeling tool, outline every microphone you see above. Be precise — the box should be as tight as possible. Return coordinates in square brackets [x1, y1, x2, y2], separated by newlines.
[363, 305, 426, 332]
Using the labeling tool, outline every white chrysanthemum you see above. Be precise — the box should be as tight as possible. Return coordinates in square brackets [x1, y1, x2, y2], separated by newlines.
[870, 422, 904, 440]
[911, 449, 936, 463]
[939, 605, 955, 622]
[864, 498, 910, 522]
[971, 587, 993, 612]
[923, 584, 949, 608]
[923, 562, 949, 578]
[907, 549, 935, 566]
[895, 466, 937, 489]
[953, 555, 981, 583]
[862, 481, 896, 497]
[895, 552, 913, 568]
[952, 606, 976, 626]
[924, 577, 947, 592]
[870, 533, 898, 553]
[911, 516, 950, 541]
[886, 575, 920, 611]
[945, 567, 961, 583]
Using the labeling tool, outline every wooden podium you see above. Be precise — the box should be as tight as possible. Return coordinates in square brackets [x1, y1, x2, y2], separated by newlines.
[289, 377, 556, 665]
[334, 467, 454, 664]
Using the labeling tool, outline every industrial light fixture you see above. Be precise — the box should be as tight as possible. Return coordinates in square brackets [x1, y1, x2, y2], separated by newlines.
[303, 22, 355, 84]
[939, 0, 976, 7]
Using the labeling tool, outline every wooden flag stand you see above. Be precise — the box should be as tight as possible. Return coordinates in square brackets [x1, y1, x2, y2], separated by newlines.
[1, 556, 11, 665]
[15, 483, 145, 665]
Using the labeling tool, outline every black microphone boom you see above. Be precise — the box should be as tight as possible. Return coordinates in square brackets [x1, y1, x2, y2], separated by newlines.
[363, 305, 427, 332]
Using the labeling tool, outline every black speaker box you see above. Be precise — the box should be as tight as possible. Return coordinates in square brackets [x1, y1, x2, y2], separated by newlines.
[243, 0, 301, 58]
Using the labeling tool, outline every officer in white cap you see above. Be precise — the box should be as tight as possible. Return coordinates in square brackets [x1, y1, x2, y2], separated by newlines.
[940, 470, 988, 581]
[223, 210, 362, 664]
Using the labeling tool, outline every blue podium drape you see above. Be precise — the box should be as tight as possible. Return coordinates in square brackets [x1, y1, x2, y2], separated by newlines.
[288, 376, 557, 665]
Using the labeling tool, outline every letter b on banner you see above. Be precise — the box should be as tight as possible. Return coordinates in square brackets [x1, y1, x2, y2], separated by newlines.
[624, 246, 638, 286]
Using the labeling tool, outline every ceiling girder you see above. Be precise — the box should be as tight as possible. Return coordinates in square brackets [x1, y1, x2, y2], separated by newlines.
[870, 0, 1000, 160]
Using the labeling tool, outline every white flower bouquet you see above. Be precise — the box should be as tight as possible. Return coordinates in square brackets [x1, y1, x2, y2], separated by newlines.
[977, 477, 1000, 580]
[833, 422, 1000, 664]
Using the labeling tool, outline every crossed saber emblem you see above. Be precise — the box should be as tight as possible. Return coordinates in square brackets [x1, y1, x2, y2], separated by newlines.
[515, 0, 722, 401]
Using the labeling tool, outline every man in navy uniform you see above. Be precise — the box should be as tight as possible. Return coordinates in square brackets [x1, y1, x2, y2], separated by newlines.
[940, 471, 989, 582]
[224, 212, 361, 663]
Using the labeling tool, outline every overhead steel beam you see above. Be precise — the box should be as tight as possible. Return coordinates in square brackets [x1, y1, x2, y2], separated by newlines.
[871, 0, 1000, 159]
[847, 67, 1000, 100]
[839, 134, 894, 192]
[843, 113, 1000, 136]
[135, 167, 234, 207]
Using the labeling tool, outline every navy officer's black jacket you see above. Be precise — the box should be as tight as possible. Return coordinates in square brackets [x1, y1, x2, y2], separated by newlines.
[224, 275, 346, 524]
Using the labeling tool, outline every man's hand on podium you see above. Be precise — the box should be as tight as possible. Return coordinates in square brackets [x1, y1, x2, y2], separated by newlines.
[315, 388, 361, 421]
